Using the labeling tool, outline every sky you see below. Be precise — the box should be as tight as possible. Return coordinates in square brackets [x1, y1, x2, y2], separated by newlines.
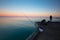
[0, 0, 60, 17]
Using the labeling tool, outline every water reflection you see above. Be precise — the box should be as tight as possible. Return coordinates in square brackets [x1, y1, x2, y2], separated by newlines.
[0, 17, 60, 40]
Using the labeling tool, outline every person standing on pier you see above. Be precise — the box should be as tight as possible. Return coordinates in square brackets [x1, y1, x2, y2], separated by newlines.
[50, 15, 52, 22]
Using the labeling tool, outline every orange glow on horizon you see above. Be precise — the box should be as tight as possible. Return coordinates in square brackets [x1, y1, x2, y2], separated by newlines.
[0, 11, 60, 17]
[0, 13, 60, 17]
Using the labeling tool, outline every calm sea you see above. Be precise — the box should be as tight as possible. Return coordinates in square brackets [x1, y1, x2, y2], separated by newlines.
[0, 17, 60, 40]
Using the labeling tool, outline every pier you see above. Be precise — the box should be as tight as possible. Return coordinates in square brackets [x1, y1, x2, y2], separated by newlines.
[26, 22, 60, 40]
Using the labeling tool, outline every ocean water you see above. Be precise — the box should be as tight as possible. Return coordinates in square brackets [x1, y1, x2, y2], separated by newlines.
[0, 17, 60, 40]
[0, 17, 35, 40]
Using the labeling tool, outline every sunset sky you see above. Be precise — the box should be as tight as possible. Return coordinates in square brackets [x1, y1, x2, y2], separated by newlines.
[0, 0, 60, 17]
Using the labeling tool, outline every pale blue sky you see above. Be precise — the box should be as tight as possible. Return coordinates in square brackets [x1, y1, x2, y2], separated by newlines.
[0, 0, 60, 14]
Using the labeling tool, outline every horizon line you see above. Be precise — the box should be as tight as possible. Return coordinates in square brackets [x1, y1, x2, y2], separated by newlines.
[0, 16, 60, 18]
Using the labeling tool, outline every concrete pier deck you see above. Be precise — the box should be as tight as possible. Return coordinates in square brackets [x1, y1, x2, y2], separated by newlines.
[26, 22, 60, 40]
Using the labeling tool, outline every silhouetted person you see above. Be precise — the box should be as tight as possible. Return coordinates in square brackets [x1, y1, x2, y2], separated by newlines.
[40, 19, 47, 26]
[39, 19, 47, 32]
[50, 15, 52, 22]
